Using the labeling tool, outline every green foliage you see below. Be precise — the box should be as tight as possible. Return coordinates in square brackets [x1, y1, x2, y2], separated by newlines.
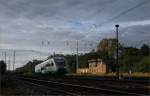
[119, 44, 150, 73]
[15, 59, 43, 74]
[97, 38, 121, 54]
[140, 44, 149, 56]
[133, 56, 150, 72]
[65, 54, 76, 73]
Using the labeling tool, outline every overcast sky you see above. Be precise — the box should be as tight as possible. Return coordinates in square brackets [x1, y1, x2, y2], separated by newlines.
[0, 0, 150, 69]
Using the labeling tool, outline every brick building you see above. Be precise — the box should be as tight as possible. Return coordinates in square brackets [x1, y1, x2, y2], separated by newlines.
[77, 59, 107, 74]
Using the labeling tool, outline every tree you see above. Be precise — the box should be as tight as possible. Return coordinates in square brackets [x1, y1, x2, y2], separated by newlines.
[118, 47, 141, 72]
[134, 55, 150, 72]
[97, 38, 119, 54]
[65, 54, 76, 73]
[140, 44, 149, 56]
[97, 38, 124, 72]
[0, 60, 6, 74]
[16, 59, 43, 74]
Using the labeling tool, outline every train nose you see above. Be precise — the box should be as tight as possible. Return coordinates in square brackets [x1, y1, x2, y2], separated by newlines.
[57, 68, 66, 74]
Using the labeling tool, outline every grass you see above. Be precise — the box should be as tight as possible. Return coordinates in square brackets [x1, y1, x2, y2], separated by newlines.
[67, 72, 150, 77]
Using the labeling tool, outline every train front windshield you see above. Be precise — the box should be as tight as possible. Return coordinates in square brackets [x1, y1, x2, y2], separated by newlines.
[54, 59, 65, 67]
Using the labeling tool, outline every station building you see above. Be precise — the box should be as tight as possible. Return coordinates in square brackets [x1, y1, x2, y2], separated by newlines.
[77, 59, 107, 74]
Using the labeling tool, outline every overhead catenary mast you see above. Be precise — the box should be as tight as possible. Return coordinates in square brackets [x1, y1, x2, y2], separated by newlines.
[4, 51, 6, 63]
[13, 50, 16, 71]
[1, 52, 3, 61]
[76, 40, 79, 73]
[8, 56, 11, 70]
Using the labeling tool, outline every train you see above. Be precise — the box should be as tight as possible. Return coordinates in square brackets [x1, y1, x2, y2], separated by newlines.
[35, 57, 66, 75]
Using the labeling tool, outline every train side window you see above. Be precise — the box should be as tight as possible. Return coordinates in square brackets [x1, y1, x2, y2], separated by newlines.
[41, 67, 44, 70]
[46, 64, 51, 67]
[51, 63, 54, 66]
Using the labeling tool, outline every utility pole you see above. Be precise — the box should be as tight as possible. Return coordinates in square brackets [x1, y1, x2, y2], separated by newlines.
[76, 40, 79, 73]
[8, 56, 11, 70]
[115, 24, 120, 79]
[4, 52, 6, 63]
[1, 52, 3, 60]
[13, 50, 16, 71]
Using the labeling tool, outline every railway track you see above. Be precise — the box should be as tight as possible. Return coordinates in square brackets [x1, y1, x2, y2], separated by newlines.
[63, 76, 149, 88]
[20, 74, 149, 93]
[20, 79, 78, 96]
[64, 75, 149, 84]
[17, 77, 146, 96]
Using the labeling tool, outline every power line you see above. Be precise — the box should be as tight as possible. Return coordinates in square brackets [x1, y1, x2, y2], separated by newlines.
[98, 0, 150, 27]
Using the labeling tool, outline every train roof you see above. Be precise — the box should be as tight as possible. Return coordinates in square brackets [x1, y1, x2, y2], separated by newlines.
[35, 57, 65, 67]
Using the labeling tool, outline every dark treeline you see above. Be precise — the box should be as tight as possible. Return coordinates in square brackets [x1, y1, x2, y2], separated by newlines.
[16, 38, 150, 74]
[0, 61, 7, 75]
[119, 44, 149, 73]
[16, 60, 43, 74]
